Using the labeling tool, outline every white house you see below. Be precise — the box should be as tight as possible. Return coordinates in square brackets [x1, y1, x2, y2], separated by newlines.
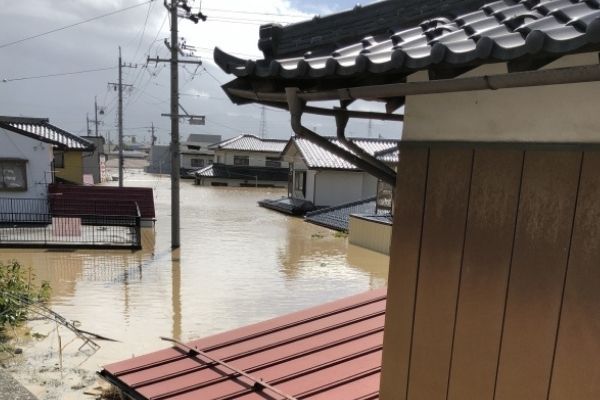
[180, 133, 221, 175]
[0, 116, 94, 200]
[194, 134, 289, 187]
[282, 137, 398, 208]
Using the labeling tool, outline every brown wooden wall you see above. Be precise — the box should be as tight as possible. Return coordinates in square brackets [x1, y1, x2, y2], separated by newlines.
[379, 143, 600, 400]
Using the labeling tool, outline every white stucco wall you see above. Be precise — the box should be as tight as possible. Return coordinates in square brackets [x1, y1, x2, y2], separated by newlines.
[403, 52, 600, 142]
[314, 170, 373, 207]
[215, 150, 289, 168]
[0, 127, 53, 199]
[181, 153, 214, 169]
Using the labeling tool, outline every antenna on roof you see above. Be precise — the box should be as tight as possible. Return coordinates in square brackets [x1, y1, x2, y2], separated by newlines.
[367, 119, 372, 138]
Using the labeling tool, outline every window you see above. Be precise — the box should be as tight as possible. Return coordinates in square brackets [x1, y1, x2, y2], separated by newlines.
[0, 160, 27, 191]
[191, 158, 204, 168]
[266, 157, 281, 167]
[53, 151, 65, 169]
[187, 145, 200, 150]
[233, 155, 249, 166]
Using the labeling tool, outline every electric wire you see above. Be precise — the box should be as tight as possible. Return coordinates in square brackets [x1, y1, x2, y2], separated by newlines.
[2, 66, 116, 82]
[132, 0, 156, 61]
[0, 0, 154, 49]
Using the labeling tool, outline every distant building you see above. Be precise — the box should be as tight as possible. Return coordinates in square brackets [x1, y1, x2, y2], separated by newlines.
[180, 133, 221, 177]
[145, 145, 170, 174]
[194, 134, 289, 187]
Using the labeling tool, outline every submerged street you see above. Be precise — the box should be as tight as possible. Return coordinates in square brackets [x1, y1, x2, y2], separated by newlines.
[0, 170, 389, 399]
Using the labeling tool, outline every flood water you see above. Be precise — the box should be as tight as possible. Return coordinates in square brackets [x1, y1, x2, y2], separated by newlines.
[0, 170, 389, 399]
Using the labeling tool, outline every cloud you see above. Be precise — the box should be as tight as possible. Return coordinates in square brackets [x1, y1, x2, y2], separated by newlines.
[0, 0, 399, 143]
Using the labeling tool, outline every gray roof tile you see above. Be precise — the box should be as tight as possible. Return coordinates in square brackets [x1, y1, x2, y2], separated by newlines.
[214, 0, 600, 84]
[0, 116, 93, 150]
[288, 137, 399, 170]
[209, 134, 287, 153]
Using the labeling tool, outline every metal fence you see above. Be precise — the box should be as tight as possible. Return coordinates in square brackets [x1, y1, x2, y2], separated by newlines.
[0, 198, 141, 250]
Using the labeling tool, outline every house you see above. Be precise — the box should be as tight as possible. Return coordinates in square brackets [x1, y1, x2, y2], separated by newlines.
[103, 0, 600, 399]
[180, 133, 221, 176]
[81, 136, 108, 184]
[194, 134, 289, 187]
[145, 145, 170, 174]
[0, 116, 94, 197]
[261, 136, 398, 215]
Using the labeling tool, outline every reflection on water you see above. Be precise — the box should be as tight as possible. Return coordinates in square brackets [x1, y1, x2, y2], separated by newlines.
[0, 171, 388, 399]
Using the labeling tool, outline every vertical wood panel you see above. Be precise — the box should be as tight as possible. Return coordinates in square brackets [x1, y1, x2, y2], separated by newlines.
[380, 147, 429, 400]
[407, 147, 473, 400]
[495, 150, 582, 400]
[549, 151, 600, 400]
[447, 149, 524, 400]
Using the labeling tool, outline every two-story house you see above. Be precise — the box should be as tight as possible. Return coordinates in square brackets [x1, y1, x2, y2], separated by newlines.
[194, 134, 289, 187]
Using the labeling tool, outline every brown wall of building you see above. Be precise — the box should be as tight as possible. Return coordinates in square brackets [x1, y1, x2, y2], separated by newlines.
[380, 143, 600, 400]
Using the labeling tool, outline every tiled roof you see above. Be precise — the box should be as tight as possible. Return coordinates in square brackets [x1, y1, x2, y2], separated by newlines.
[0, 116, 94, 150]
[195, 163, 289, 182]
[375, 147, 399, 164]
[209, 134, 288, 153]
[100, 289, 386, 400]
[305, 197, 384, 231]
[286, 137, 399, 170]
[215, 0, 600, 84]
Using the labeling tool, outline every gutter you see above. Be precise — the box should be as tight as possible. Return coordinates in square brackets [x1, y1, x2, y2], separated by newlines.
[333, 109, 397, 179]
[229, 63, 600, 104]
[285, 87, 396, 186]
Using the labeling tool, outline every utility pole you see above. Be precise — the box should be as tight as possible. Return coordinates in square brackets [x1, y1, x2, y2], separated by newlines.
[156, 0, 206, 249]
[94, 96, 100, 136]
[149, 122, 157, 146]
[108, 47, 136, 188]
[86, 114, 91, 135]
[169, 2, 180, 247]
[259, 105, 267, 139]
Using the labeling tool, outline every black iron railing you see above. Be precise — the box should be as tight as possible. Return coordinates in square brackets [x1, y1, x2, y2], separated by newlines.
[0, 198, 142, 249]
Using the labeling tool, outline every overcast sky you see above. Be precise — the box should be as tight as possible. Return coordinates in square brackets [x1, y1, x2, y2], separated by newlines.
[0, 0, 402, 144]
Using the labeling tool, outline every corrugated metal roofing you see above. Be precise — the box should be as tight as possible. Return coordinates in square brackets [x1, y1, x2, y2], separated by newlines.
[0, 116, 93, 150]
[209, 134, 287, 153]
[100, 289, 386, 400]
[215, 0, 600, 82]
[288, 137, 398, 170]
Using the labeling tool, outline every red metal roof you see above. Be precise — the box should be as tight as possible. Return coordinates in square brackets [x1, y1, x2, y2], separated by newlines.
[100, 289, 386, 400]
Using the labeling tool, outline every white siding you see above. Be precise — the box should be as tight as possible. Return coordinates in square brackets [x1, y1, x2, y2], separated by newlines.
[0, 127, 53, 199]
[216, 150, 288, 168]
[181, 153, 214, 169]
[404, 52, 600, 142]
[313, 171, 375, 207]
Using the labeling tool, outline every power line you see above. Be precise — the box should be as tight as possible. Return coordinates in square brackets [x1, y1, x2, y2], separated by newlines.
[203, 7, 309, 19]
[2, 66, 116, 82]
[0, 0, 154, 49]
[132, 0, 156, 60]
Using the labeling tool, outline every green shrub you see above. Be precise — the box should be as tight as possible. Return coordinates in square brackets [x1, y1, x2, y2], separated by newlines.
[0, 260, 50, 328]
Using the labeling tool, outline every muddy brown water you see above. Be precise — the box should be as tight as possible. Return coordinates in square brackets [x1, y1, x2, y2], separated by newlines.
[0, 170, 389, 399]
